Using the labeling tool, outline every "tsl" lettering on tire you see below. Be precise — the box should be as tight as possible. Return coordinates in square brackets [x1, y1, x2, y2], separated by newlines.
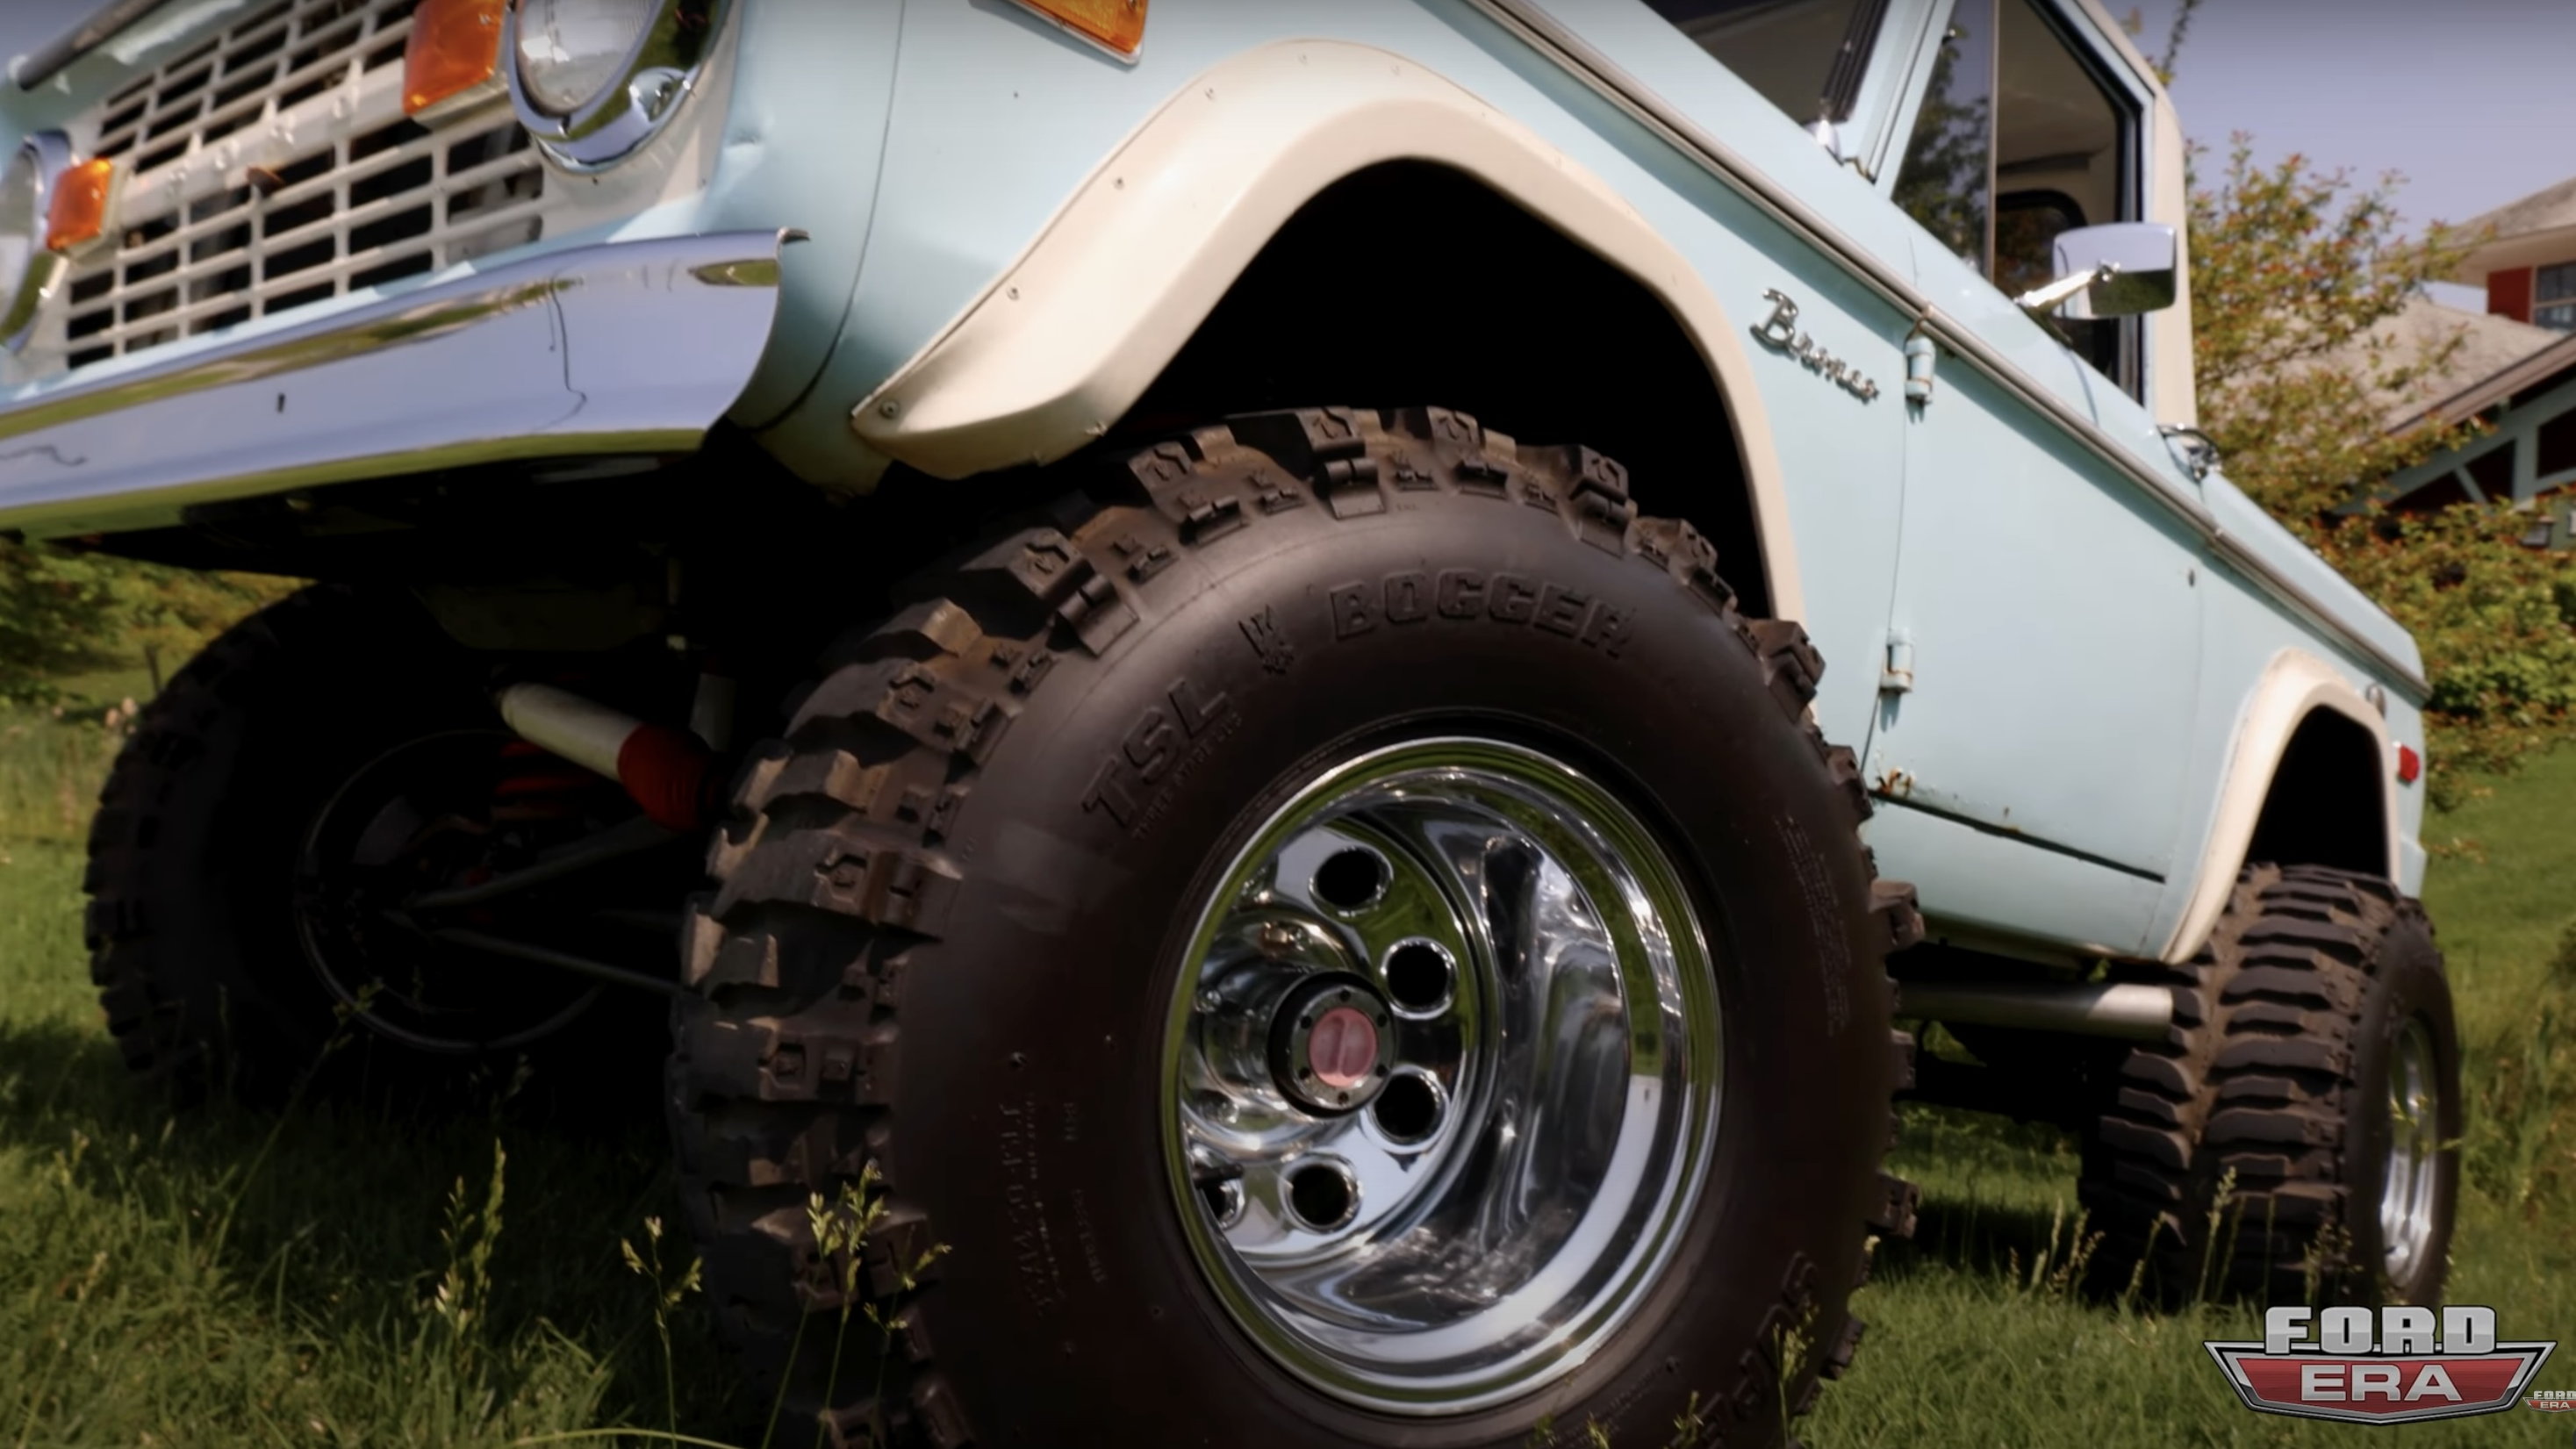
[1081, 678, 1237, 830]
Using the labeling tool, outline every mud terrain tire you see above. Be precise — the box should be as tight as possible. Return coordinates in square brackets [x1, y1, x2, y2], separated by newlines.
[2079, 864, 2458, 1305]
[669, 407, 1922, 1447]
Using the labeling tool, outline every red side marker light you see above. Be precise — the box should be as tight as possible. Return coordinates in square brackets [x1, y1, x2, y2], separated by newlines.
[2396, 744, 2422, 785]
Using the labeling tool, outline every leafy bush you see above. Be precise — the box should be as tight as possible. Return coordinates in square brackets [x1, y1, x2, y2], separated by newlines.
[2189, 141, 2576, 808]
[0, 539, 294, 702]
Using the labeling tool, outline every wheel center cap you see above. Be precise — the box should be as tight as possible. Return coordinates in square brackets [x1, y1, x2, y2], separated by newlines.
[1308, 1006, 1379, 1090]
[1267, 974, 1396, 1113]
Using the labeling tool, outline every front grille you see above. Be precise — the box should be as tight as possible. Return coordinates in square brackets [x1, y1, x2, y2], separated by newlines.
[61, 0, 548, 369]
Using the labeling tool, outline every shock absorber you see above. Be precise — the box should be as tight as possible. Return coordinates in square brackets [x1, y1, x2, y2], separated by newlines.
[494, 682, 725, 832]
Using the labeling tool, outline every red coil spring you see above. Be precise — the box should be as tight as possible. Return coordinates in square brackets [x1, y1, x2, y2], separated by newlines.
[492, 738, 615, 824]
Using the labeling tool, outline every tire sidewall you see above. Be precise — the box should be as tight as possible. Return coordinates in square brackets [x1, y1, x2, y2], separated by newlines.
[881, 496, 1889, 1445]
[134, 591, 477, 1066]
[2343, 911, 2459, 1306]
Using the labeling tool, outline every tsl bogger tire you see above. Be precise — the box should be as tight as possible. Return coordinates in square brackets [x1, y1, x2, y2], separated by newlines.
[2080, 864, 2460, 1306]
[670, 407, 1924, 1447]
[84, 586, 671, 1105]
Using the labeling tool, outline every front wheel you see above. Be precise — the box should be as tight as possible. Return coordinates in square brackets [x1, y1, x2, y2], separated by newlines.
[669, 407, 1921, 1446]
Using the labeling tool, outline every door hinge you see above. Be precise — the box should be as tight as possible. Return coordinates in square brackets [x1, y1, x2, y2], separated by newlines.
[1880, 631, 1915, 694]
[1903, 322, 1937, 405]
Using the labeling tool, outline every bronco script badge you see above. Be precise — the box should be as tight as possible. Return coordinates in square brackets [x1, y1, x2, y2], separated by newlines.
[1752, 290, 1881, 403]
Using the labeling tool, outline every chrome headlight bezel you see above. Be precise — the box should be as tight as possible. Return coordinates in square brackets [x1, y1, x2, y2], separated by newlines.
[505, 0, 731, 172]
[0, 132, 73, 354]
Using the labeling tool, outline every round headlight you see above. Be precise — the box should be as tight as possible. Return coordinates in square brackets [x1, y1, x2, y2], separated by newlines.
[0, 135, 68, 348]
[0, 147, 40, 304]
[508, 0, 726, 169]
[513, 0, 657, 117]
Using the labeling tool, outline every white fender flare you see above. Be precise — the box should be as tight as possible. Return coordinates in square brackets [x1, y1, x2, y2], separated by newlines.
[2160, 650, 2400, 963]
[849, 39, 1805, 621]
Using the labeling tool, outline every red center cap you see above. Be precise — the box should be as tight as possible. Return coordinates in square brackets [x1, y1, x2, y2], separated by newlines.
[1308, 1006, 1379, 1090]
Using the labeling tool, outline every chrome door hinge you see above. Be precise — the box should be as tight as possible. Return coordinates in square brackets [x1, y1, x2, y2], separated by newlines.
[1903, 321, 1936, 405]
[1880, 631, 1916, 693]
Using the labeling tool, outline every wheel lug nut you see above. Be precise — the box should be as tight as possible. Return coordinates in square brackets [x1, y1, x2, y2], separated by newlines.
[1200, 1176, 1245, 1230]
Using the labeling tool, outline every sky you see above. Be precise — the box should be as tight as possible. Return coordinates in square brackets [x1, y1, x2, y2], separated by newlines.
[2121, 0, 2576, 305]
[0, 0, 2569, 302]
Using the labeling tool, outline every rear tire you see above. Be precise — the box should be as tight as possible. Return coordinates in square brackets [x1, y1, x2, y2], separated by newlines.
[2078, 864, 2459, 1304]
[668, 407, 1922, 1446]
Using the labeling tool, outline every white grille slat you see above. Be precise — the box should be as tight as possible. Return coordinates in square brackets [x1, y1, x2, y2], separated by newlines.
[89, 197, 558, 347]
[86, 197, 557, 348]
[59, 0, 548, 371]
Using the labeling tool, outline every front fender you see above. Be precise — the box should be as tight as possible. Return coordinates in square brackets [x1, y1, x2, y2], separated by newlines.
[694, 0, 903, 429]
[839, 38, 1807, 622]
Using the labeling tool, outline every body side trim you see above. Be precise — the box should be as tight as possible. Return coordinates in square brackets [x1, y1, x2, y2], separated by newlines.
[1467, 0, 2423, 696]
[849, 39, 1807, 620]
[2159, 649, 2400, 963]
[1877, 794, 2163, 882]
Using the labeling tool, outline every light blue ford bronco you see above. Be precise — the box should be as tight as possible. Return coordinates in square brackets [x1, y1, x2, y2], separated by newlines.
[2, 0, 2458, 1443]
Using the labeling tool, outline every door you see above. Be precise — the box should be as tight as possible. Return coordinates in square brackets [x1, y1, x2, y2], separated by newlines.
[1524, 0, 1935, 749]
[1871, 0, 2203, 952]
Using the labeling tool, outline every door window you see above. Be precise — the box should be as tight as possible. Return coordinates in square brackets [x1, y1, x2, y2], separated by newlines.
[1895, 0, 2139, 387]
[1892, 1, 1993, 269]
[1642, 0, 1890, 132]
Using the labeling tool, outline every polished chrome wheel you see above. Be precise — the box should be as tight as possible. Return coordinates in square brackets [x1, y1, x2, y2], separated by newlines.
[1161, 738, 1719, 1414]
[2379, 1017, 2442, 1283]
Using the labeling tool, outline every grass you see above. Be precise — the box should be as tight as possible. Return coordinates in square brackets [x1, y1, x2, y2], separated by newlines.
[0, 711, 747, 1445]
[4, 697, 2576, 1445]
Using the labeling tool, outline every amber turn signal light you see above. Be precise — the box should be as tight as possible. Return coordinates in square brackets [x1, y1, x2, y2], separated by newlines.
[405, 0, 508, 120]
[45, 157, 114, 255]
[1011, 0, 1147, 59]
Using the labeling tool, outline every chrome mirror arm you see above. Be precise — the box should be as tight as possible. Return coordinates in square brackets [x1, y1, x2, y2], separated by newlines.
[2013, 261, 2120, 318]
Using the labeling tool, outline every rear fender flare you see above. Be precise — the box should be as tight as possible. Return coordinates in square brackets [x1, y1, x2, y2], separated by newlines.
[2162, 649, 2399, 962]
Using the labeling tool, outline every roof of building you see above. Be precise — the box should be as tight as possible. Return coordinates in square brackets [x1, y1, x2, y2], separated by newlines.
[2462, 176, 2576, 248]
[2394, 325, 2576, 435]
[2322, 297, 2565, 432]
[2450, 175, 2576, 284]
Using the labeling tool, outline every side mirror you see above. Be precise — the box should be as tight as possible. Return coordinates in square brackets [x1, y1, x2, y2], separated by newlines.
[2013, 222, 2180, 320]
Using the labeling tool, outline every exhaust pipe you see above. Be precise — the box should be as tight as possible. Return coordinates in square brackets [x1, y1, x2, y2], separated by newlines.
[1894, 980, 2174, 1042]
[495, 682, 722, 832]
